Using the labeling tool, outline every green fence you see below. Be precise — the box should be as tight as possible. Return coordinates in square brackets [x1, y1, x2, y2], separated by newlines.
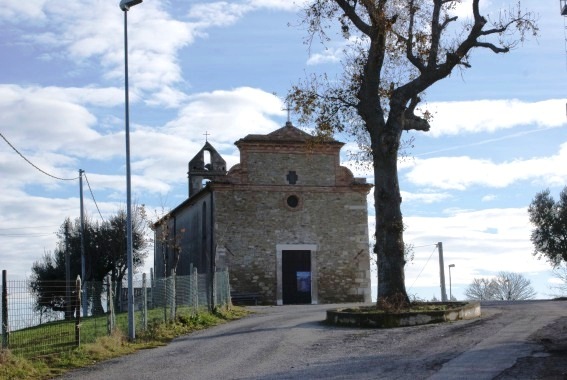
[0, 269, 231, 357]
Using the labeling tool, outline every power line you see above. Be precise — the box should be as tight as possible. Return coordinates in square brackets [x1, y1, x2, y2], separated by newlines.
[0, 225, 59, 231]
[407, 244, 438, 292]
[0, 131, 79, 181]
[0, 232, 55, 237]
[83, 171, 105, 222]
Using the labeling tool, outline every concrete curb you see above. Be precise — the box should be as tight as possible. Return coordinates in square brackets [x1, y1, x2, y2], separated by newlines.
[326, 302, 481, 328]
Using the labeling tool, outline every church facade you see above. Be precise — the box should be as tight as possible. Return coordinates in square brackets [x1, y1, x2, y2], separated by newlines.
[154, 122, 372, 305]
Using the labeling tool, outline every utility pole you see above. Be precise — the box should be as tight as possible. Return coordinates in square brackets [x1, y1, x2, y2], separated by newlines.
[79, 169, 87, 317]
[437, 242, 448, 302]
[65, 222, 71, 319]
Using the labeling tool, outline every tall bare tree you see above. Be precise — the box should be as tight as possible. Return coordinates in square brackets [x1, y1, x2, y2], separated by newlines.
[289, 0, 537, 302]
[465, 272, 536, 301]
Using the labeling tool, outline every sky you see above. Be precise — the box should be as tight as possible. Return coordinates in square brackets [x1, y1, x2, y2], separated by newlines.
[0, 0, 566, 301]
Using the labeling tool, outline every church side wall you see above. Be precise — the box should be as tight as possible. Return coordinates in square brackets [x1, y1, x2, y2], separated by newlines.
[214, 187, 371, 304]
[154, 194, 212, 278]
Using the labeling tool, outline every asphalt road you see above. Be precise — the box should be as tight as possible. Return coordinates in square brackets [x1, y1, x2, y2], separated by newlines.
[57, 300, 566, 380]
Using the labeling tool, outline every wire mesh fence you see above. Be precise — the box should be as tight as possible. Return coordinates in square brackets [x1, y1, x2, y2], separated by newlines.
[1, 269, 231, 358]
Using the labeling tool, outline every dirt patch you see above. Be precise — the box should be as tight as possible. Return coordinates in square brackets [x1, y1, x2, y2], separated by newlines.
[495, 316, 567, 380]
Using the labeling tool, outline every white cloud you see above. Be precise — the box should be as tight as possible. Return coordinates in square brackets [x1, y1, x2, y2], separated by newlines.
[403, 207, 551, 292]
[146, 87, 190, 109]
[401, 190, 452, 204]
[0, 85, 100, 151]
[307, 47, 343, 65]
[0, 189, 81, 279]
[188, 2, 251, 28]
[248, 0, 304, 11]
[404, 142, 567, 190]
[482, 194, 497, 202]
[425, 99, 566, 137]
[368, 200, 553, 299]
[164, 87, 285, 144]
[0, 84, 288, 199]
[1, 0, 304, 111]
[0, 0, 49, 22]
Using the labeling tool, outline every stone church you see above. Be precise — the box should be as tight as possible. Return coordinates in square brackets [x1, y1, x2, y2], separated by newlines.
[153, 121, 372, 305]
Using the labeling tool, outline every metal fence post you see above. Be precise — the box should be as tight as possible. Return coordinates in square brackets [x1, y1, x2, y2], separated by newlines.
[107, 275, 115, 334]
[169, 271, 176, 322]
[142, 273, 147, 331]
[224, 270, 231, 308]
[212, 271, 217, 311]
[189, 263, 194, 310]
[192, 267, 199, 314]
[149, 268, 154, 309]
[2, 270, 8, 349]
[163, 275, 167, 323]
[75, 276, 81, 347]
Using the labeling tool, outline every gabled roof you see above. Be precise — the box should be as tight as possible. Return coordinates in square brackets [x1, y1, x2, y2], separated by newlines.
[266, 122, 317, 141]
[235, 121, 341, 146]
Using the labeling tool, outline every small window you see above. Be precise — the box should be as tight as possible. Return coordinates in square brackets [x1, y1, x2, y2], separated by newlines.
[287, 195, 299, 208]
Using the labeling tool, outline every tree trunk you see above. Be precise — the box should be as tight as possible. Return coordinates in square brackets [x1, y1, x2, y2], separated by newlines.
[91, 281, 105, 316]
[371, 115, 409, 303]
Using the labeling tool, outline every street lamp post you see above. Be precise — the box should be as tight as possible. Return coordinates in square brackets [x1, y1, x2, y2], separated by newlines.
[448, 264, 455, 301]
[120, 0, 142, 341]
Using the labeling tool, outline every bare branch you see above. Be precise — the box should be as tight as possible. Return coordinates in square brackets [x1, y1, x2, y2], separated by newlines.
[440, 15, 458, 31]
[472, 0, 482, 22]
[406, 0, 426, 72]
[336, 0, 372, 36]
[473, 41, 509, 53]
[427, 0, 443, 68]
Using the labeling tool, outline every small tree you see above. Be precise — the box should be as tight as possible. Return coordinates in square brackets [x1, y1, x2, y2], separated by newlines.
[289, 0, 537, 303]
[549, 263, 567, 297]
[29, 251, 69, 322]
[528, 187, 567, 267]
[465, 272, 536, 301]
[29, 206, 149, 316]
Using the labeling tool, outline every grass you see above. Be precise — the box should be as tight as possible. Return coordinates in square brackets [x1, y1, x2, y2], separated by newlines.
[0, 306, 250, 380]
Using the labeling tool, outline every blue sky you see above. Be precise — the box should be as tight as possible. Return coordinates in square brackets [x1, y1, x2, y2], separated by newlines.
[1, 0, 566, 301]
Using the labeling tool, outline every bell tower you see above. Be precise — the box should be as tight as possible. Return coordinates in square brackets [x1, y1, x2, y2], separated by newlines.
[187, 141, 227, 197]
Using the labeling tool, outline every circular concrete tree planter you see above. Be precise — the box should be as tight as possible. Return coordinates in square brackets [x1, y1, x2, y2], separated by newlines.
[326, 302, 481, 328]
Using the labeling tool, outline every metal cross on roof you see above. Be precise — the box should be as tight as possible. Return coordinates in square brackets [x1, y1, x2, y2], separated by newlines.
[282, 101, 292, 123]
[203, 131, 210, 142]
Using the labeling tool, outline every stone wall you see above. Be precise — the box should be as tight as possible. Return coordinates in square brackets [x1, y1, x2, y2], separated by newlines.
[244, 151, 337, 186]
[214, 185, 371, 304]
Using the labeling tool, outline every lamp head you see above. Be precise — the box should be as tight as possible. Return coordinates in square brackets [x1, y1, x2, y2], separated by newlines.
[120, 0, 142, 11]
[449, 264, 455, 268]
